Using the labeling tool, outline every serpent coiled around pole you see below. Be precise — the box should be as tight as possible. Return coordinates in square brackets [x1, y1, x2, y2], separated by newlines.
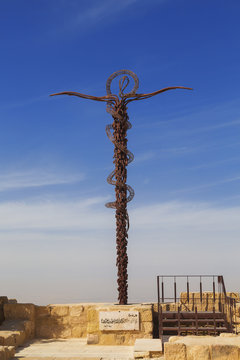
[105, 106, 135, 214]
[105, 70, 138, 304]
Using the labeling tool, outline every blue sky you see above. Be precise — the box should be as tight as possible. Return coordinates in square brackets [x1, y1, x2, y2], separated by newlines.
[0, 0, 240, 305]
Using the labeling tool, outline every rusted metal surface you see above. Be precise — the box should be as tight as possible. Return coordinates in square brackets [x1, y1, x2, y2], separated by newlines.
[50, 70, 192, 305]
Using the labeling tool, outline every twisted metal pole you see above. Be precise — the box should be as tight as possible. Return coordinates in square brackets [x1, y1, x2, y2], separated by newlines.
[50, 70, 192, 304]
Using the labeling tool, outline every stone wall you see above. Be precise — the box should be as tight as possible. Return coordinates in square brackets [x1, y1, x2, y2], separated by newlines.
[35, 304, 94, 339]
[3, 297, 240, 347]
[3, 302, 154, 345]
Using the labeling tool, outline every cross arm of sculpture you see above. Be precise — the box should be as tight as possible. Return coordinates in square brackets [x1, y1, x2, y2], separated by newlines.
[126, 85, 193, 102]
[50, 91, 117, 102]
[50, 86, 193, 103]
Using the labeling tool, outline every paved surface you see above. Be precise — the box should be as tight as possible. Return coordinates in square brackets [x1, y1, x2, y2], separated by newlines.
[13, 338, 134, 360]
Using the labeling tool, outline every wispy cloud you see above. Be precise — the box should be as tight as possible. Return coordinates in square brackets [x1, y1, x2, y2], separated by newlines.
[134, 139, 240, 163]
[131, 200, 240, 232]
[136, 118, 240, 140]
[189, 156, 240, 170]
[178, 119, 240, 136]
[1, 198, 239, 303]
[0, 95, 48, 110]
[161, 146, 195, 156]
[0, 196, 110, 232]
[62, 0, 138, 32]
[135, 95, 240, 134]
[1, 197, 239, 245]
[0, 169, 85, 192]
[134, 151, 156, 163]
[172, 175, 240, 194]
[134, 145, 204, 162]
[63, 0, 168, 33]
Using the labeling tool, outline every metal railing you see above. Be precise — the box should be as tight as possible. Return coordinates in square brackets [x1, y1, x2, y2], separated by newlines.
[157, 275, 239, 343]
[157, 275, 225, 304]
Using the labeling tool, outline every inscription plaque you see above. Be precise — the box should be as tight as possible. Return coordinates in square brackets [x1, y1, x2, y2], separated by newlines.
[99, 311, 139, 331]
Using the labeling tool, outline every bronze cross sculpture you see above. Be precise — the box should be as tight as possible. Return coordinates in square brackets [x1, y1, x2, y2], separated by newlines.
[51, 70, 192, 305]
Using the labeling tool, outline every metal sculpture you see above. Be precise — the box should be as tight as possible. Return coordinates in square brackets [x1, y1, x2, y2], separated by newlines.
[50, 70, 192, 305]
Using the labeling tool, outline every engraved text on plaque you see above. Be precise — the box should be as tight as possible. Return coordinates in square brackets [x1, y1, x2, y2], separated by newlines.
[99, 311, 139, 331]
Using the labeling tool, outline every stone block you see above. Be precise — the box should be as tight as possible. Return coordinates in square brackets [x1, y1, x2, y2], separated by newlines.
[35, 325, 52, 338]
[134, 305, 152, 313]
[130, 334, 142, 344]
[0, 332, 16, 346]
[36, 316, 72, 339]
[22, 320, 35, 339]
[210, 345, 238, 360]
[235, 304, 240, 317]
[235, 316, 240, 325]
[87, 334, 99, 344]
[14, 330, 26, 346]
[2, 319, 34, 340]
[35, 306, 51, 318]
[98, 333, 116, 345]
[115, 334, 126, 345]
[4, 304, 35, 321]
[4, 346, 15, 359]
[141, 333, 152, 340]
[141, 322, 153, 334]
[149, 351, 163, 357]
[59, 316, 70, 326]
[52, 326, 71, 339]
[164, 343, 186, 360]
[71, 325, 85, 338]
[87, 308, 98, 322]
[68, 316, 86, 325]
[134, 351, 150, 359]
[128, 334, 140, 345]
[50, 305, 69, 317]
[0, 319, 23, 331]
[69, 305, 84, 317]
[140, 309, 153, 322]
[0, 336, 5, 346]
[87, 322, 99, 333]
[0, 346, 6, 360]
[169, 336, 181, 343]
[44, 317, 71, 339]
[0, 330, 25, 347]
[134, 339, 162, 352]
[35, 317, 56, 338]
[187, 345, 210, 360]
